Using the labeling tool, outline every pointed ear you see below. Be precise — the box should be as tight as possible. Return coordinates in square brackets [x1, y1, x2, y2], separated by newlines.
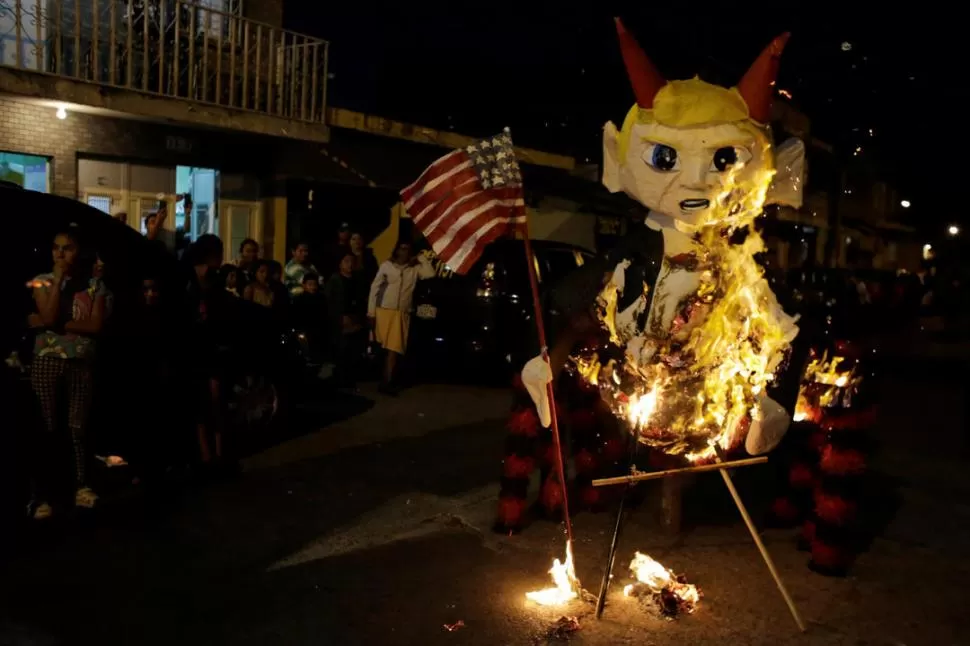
[766, 138, 806, 208]
[602, 121, 623, 194]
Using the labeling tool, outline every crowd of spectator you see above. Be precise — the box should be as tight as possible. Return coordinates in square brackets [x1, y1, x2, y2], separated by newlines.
[13, 201, 441, 522]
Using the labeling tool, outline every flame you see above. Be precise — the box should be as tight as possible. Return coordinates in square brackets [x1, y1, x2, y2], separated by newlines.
[569, 142, 799, 463]
[623, 552, 699, 611]
[525, 541, 579, 606]
[627, 388, 660, 429]
[793, 350, 863, 420]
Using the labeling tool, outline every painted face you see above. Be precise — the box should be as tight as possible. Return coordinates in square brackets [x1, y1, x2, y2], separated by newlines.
[606, 120, 771, 229]
[52, 234, 78, 269]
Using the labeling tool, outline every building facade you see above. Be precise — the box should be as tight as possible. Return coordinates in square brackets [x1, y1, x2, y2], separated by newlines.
[1, 0, 332, 262]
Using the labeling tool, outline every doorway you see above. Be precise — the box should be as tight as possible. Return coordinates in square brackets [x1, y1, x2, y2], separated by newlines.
[176, 166, 220, 243]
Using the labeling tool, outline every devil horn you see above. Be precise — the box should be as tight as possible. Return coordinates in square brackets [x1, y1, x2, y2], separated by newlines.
[737, 32, 791, 123]
[615, 18, 666, 109]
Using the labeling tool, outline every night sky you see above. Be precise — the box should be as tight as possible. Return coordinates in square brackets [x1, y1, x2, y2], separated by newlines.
[287, 2, 968, 235]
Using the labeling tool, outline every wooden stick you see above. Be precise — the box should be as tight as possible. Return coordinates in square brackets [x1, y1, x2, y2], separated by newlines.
[715, 449, 806, 632]
[591, 456, 768, 487]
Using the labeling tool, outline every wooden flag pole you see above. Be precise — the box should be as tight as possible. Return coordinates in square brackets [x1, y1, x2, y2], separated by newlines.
[714, 446, 806, 632]
[521, 230, 575, 547]
[509, 129, 574, 549]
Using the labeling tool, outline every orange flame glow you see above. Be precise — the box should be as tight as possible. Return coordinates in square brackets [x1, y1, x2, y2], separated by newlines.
[525, 541, 579, 607]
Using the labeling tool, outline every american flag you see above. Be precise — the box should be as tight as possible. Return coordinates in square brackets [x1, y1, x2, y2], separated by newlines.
[400, 130, 527, 274]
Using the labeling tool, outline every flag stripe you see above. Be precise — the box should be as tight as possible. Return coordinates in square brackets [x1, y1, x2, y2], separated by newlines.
[401, 149, 465, 205]
[452, 209, 527, 274]
[425, 186, 523, 248]
[422, 185, 522, 245]
[436, 200, 525, 265]
[405, 163, 477, 219]
[412, 175, 479, 225]
[401, 150, 472, 209]
[400, 131, 526, 275]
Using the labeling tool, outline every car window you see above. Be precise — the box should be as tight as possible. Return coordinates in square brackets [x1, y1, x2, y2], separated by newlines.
[541, 249, 584, 284]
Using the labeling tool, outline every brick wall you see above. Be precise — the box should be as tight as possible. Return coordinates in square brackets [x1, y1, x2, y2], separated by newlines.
[0, 98, 296, 198]
[0, 98, 359, 200]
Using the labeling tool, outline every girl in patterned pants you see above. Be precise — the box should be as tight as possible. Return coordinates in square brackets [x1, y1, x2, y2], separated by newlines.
[28, 230, 106, 518]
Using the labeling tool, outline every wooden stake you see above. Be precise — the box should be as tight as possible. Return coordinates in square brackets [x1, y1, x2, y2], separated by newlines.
[715, 448, 806, 632]
[591, 456, 768, 487]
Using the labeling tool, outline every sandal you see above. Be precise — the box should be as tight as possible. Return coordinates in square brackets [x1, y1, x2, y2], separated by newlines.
[74, 487, 99, 509]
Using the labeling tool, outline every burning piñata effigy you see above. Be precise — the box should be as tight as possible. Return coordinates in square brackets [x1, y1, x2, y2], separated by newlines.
[509, 19, 810, 625]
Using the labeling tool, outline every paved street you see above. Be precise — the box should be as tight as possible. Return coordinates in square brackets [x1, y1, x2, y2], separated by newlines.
[1, 355, 969, 645]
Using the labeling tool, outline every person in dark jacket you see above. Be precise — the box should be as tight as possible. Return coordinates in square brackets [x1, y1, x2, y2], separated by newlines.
[325, 253, 367, 387]
[182, 234, 228, 467]
[292, 273, 329, 363]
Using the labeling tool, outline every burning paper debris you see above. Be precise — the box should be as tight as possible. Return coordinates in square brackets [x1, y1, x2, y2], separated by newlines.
[793, 350, 863, 422]
[442, 620, 465, 632]
[622, 552, 699, 617]
[541, 615, 581, 641]
[526, 542, 579, 607]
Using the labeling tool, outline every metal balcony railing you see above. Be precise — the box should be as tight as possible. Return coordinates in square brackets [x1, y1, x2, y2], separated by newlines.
[0, 0, 329, 123]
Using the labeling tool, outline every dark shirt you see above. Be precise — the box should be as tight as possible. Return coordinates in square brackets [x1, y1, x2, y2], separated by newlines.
[324, 242, 352, 278]
[324, 273, 364, 335]
[353, 249, 379, 285]
[293, 292, 328, 333]
[182, 263, 230, 375]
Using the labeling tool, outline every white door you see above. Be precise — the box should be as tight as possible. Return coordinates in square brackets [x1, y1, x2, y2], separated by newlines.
[220, 200, 262, 263]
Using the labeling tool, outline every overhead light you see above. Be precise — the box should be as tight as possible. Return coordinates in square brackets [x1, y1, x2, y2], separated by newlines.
[55, 106, 67, 119]
[948, 224, 961, 236]
[900, 199, 911, 208]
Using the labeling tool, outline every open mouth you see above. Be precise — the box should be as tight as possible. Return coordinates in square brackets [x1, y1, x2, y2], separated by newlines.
[679, 199, 710, 212]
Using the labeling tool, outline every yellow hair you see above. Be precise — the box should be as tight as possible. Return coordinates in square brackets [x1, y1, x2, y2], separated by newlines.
[616, 77, 753, 162]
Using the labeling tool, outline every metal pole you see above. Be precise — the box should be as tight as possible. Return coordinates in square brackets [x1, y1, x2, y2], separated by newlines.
[595, 432, 639, 618]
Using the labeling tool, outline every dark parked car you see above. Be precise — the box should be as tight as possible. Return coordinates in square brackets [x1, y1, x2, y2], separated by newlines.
[408, 239, 595, 381]
[1, 185, 307, 505]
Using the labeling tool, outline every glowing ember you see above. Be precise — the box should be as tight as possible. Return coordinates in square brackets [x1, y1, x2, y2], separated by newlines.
[623, 552, 699, 616]
[525, 541, 579, 606]
[571, 157, 798, 463]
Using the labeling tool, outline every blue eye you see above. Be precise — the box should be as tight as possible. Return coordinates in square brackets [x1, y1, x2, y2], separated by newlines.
[643, 143, 679, 171]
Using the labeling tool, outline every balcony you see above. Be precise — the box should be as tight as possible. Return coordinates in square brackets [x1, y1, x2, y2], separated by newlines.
[0, 0, 329, 141]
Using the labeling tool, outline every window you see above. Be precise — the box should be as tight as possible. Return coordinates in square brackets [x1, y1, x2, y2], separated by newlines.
[542, 249, 583, 284]
[87, 195, 112, 214]
[197, 0, 243, 38]
[0, 151, 50, 193]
